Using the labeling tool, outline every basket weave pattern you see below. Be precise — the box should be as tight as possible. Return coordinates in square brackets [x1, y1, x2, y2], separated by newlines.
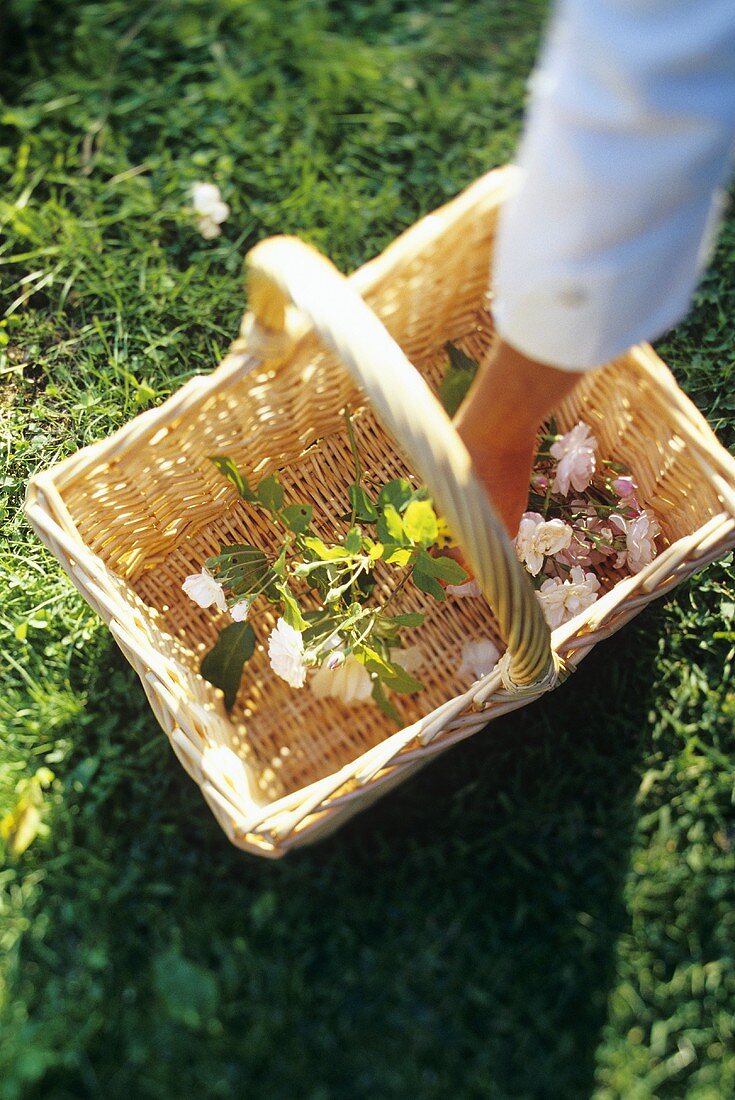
[25, 168, 735, 857]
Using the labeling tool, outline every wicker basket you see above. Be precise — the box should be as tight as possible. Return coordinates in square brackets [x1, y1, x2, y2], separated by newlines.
[25, 167, 735, 858]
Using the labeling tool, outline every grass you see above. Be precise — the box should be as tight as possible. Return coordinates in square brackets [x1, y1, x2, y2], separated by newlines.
[1, 1, 734, 1097]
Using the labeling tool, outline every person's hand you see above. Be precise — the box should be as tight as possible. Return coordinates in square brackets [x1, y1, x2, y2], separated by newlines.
[453, 339, 585, 538]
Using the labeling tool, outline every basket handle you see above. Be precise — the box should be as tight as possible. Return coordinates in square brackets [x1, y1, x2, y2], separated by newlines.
[243, 236, 555, 688]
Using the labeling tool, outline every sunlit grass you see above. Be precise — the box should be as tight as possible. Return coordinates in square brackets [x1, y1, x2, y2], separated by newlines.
[1, 2, 734, 1097]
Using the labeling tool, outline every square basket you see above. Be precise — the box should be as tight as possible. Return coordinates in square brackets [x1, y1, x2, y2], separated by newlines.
[25, 167, 735, 858]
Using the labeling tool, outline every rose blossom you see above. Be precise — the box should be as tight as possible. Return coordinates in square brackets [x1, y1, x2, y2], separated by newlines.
[229, 598, 251, 622]
[268, 619, 307, 688]
[612, 475, 642, 515]
[515, 512, 573, 576]
[554, 528, 594, 568]
[310, 654, 372, 705]
[612, 475, 636, 498]
[182, 569, 227, 612]
[621, 509, 660, 573]
[458, 639, 500, 681]
[446, 578, 482, 598]
[550, 422, 597, 495]
[536, 566, 601, 629]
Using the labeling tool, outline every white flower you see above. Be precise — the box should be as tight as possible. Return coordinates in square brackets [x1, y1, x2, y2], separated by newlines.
[190, 181, 230, 239]
[268, 619, 307, 688]
[310, 654, 372, 705]
[191, 182, 221, 209]
[229, 599, 251, 622]
[182, 569, 227, 612]
[515, 512, 545, 575]
[392, 645, 423, 674]
[458, 639, 500, 682]
[536, 565, 601, 629]
[446, 578, 482, 597]
[551, 422, 597, 495]
[623, 509, 660, 573]
[197, 216, 223, 239]
[515, 512, 573, 576]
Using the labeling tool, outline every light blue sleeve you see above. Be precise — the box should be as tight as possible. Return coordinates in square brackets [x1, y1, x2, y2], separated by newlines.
[492, 0, 735, 370]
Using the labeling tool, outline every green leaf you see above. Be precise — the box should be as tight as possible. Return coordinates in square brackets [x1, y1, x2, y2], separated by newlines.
[411, 563, 445, 600]
[256, 474, 284, 512]
[387, 612, 425, 628]
[377, 504, 405, 545]
[411, 549, 469, 601]
[348, 484, 378, 522]
[384, 546, 413, 567]
[302, 614, 341, 646]
[275, 582, 309, 631]
[438, 342, 479, 416]
[356, 645, 424, 695]
[208, 455, 256, 501]
[403, 500, 439, 545]
[273, 543, 288, 578]
[301, 536, 351, 562]
[207, 544, 272, 596]
[371, 679, 402, 724]
[200, 622, 256, 711]
[377, 478, 414, 512]
[281, 503, 313, 534]
[416, 548, 468, 584]
[343, 526, 363, 554]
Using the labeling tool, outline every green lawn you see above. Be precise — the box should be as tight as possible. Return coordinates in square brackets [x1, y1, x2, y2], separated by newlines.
[2, 2, 734, 1097]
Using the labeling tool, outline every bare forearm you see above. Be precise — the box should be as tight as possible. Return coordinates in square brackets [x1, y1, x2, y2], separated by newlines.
[454, 340, 584, 536]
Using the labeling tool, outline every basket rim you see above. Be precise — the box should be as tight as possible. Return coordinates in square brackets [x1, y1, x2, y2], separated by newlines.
[23, 166, 735, 857]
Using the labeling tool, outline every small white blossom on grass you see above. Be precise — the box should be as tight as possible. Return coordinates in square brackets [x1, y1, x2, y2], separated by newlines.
[191, 181, 230, 239]
[458, 639, 500, 682]
[551, 422, 597, 495]
[268, 618, 307, 688]
[182, 569, 227, 612]
[536, 566, 601, 629]
[515, 512, 573, 576]
[311, 654, 372, 705]
[610, 509, 660, 573]
[229, 599, 251, 622]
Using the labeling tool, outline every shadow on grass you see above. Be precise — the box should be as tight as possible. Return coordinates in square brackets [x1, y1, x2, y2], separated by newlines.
[12, 611, 661, 1100]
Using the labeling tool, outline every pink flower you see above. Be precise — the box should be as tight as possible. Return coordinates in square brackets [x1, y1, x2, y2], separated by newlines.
[612, 475, 642, 516]
[623, 509, 661, 573]
[612, 475, 636, 498]
[515, 512, 573, 576]
[550, 422, 597, 495]
[536, 566, 601, 629]
[446, 578, 482, 598]
[554, 528, 594, 568]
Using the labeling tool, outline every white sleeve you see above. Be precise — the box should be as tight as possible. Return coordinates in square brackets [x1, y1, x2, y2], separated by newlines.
[492, 0, 735, 371]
